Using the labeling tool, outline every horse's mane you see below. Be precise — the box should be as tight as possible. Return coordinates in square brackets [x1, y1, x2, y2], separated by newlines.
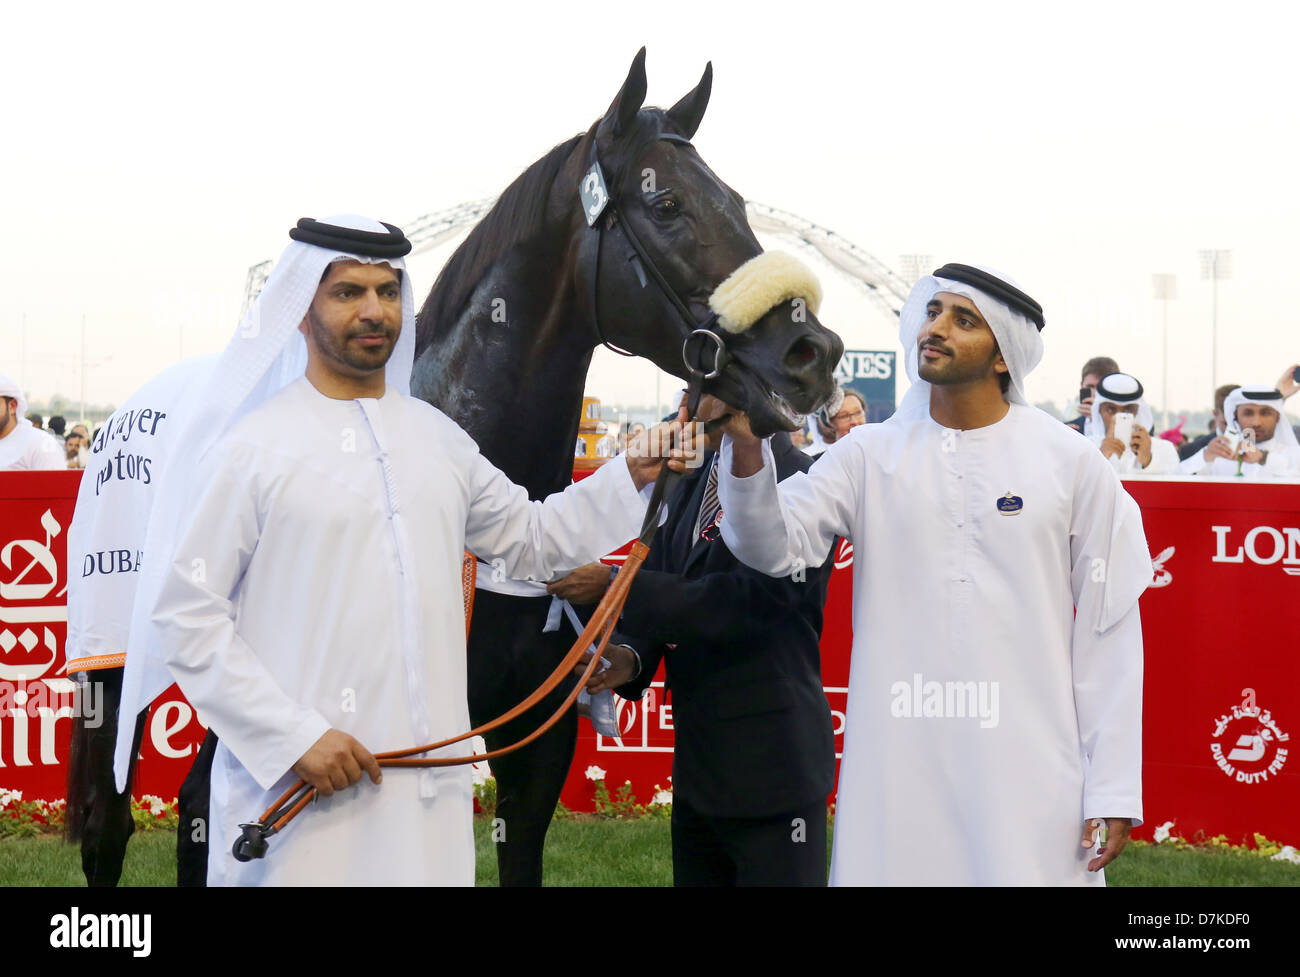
[415, 132, 586, 353]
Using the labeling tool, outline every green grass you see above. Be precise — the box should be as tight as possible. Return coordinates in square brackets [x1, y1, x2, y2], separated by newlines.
[1112, 841, 1300, 886]
[0, 832, 176, 887]
[3, 823, 1297, 886]
[475, 816, 677, 886]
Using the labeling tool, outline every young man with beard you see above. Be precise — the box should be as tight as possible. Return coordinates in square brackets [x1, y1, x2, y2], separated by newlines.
[698, 263, 1150, 885]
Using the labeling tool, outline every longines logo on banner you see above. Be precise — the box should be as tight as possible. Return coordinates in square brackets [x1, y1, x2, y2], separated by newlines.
[1211, 525, 1300, 576]
[1210, 689, 1289, 785]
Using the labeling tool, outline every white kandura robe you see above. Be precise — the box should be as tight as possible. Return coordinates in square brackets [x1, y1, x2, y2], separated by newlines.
[1098, 436, 1179, 476]
[1176, 436, 1300, 478]
[154, 377, 649, 886]
[718, 402, 1150, 885]
[0, 422, 65, 470]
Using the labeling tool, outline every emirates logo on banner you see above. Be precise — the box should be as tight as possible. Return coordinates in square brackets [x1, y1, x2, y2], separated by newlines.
[1210, 690, 1289, 786]
[833, 538, 854, 570]
[1149, 546, 1174, 588]
[1, 508, 67, 684]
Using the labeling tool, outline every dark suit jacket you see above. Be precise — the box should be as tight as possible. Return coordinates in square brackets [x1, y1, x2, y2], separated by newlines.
[1180, 431, 1216, 461]
[613, 433, 835, 819]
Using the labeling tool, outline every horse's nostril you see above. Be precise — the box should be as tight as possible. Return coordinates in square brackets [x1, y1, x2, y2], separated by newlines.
[785, 337, 819, 370]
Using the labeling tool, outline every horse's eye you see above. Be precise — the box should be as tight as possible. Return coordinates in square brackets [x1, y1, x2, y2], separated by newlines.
[652, 198, 680, 219]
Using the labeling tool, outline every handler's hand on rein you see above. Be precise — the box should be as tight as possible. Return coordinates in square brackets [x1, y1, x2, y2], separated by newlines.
[1082, 817, 1132, 872]
[681, 394, 762, 476]
[294, 729, 382, 797]
[625, 419, 688, 488]
[546, 562, 612, 604]
[573, 644, 639, 694]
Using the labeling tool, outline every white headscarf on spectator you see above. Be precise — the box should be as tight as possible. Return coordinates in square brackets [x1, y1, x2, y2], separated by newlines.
[1085, 372, 1154, 442]
[1223, 386, 1299, 449]
[0, 374, 31, 426]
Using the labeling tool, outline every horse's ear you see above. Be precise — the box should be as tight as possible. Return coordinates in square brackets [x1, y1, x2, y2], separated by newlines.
[601, 46, 648, 139]
[666, 62, 712, 139]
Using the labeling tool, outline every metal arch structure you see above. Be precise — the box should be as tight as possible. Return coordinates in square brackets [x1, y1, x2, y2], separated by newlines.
[242, 198, 910, 313]
[405, 198, 498, 255]
[743, 202, 913, 321]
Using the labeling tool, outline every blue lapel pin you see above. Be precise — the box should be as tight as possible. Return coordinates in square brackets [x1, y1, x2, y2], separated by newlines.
[996, 492, 1024, 516]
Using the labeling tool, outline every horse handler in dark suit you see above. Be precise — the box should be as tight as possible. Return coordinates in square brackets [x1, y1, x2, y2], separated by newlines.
[559, 415, 836, 886]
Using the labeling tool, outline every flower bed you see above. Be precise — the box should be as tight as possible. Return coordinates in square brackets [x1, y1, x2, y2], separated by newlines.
[1139, 820, 1299, 863]
[0, 788, 178, 838]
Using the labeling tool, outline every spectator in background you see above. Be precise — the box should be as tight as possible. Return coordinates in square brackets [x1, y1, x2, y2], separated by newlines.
[1178, 384, 1300, 478]
[26, 411, 45, 430]
[64, 430, 88, 469]
[830, 389, 868, 438]
[802, 384, 843, 456]
[49, 415, 67, 439]
[1065, 356, 1120, 435]
[805, 387, 867, 458]
[1178, 383, 1239, 461]
[1, 375, 65, 470]
[1086, 373, 1179, 475]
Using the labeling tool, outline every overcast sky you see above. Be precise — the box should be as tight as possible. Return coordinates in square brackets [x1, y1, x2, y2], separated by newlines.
[4, 0, 1297, 425]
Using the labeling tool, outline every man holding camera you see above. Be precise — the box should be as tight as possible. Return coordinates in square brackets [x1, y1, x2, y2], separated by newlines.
[1178, 384, 1300, 478]
[1085, 373, 1179, 475]
[1064, 356, 1120, 436]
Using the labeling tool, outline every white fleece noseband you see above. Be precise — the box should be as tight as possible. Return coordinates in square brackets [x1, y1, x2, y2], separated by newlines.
[708, 251, 823, 334]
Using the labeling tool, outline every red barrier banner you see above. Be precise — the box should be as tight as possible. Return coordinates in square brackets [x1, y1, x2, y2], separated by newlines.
[0, 471, 205, 803]
[563, 477, 1300, 847]
[1122, 478, 1298, 845]
[4, 470, 1297, 848]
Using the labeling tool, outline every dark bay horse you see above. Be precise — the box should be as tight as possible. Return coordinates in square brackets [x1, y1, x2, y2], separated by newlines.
[411, 48, 842, 884]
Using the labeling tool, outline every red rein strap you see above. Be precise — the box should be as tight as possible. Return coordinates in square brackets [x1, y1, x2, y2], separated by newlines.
[252, 540, 651, 841]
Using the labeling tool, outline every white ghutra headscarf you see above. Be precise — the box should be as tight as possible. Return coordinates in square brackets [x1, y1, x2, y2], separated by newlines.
[1223, 385, 1299, 450]
[113, 214, 417, 789]
[0, 373, 30, 423]
[1085, 372, 1154, 442]
[894, 263, 1044, 418]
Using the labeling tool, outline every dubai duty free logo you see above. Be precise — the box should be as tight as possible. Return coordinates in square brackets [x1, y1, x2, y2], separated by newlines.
[1210, 689, 1289, 786]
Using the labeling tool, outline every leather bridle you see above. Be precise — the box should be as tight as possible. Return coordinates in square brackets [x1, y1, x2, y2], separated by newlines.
[581, 131, 736, 418]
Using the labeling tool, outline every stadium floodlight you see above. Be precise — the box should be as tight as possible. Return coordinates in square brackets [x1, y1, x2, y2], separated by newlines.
[898, 254, 934, 286]
[1152, 274, 1177, 429]
[1198, 250, 1232, 391]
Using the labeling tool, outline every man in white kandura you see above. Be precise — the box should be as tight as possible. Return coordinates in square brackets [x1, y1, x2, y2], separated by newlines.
[121, 215, 670, 885]
[703, 262, 1151, 885]
[0, 374, 66, 470]
[1177, 385, 1300, 478]
[1085, 372, 1179, 476]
